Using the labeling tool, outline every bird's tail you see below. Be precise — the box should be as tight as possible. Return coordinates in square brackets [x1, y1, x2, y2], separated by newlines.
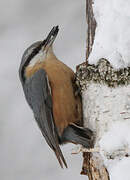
[60, 123, 94, 148]
[54, 147, 67, 168]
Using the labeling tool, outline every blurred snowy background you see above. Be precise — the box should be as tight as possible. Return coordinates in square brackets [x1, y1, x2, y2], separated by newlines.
[0, 0, 88, 180]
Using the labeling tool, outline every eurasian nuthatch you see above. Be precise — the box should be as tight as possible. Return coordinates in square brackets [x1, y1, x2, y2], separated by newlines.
[19, 26, 93, 168]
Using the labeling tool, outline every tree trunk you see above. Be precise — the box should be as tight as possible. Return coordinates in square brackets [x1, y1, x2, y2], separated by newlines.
[77, 60, 111, 180]
[77, 1, 108, 179]
[79, 2, 110, 178]
[76, 58, 130, 179]
[76, 1, 130, 179]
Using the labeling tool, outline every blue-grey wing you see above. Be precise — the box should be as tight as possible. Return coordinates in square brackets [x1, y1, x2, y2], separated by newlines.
[23, 69, 67, 168]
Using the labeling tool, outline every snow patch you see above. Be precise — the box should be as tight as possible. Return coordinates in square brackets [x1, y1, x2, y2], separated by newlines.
[109, 157, 130, 180]
[88, 0, 130, 69]
[99, 121, 130, 156]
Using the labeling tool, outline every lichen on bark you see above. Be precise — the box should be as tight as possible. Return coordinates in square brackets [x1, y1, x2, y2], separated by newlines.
[76, 59, 130, 92]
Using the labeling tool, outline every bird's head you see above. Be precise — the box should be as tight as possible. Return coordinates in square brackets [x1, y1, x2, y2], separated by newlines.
[19, 26, 59, 83]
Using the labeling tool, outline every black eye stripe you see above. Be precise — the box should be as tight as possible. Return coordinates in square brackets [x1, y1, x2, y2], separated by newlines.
[21, 40, 46, 83]
[27, 40, 45, 61]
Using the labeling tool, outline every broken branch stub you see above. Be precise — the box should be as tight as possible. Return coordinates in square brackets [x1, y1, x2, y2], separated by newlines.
[86, 0, 97, 61]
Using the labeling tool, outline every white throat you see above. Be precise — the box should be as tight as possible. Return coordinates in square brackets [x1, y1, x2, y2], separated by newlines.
[28, 46, 55, 67]
[28, 50, 46, 67]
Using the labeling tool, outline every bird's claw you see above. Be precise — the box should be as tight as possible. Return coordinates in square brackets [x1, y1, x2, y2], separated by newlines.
[71, 146, 100, 154]
[71, 145, 82, 154]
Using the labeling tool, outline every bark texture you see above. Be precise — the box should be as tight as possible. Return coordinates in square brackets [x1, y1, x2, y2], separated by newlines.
[78, 1, 110, 179]
[86, 0, 96, 61]
[81, 152, 110, 180]
[76, 59, 130, 179]
[77, 1, 130, 179]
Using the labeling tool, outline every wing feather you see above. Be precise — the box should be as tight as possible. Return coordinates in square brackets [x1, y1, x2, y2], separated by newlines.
[23, 69, 67, 168]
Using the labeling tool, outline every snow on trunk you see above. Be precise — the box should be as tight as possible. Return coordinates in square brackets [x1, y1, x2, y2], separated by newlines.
[88, 0, 130, 69]
[77, 1, 130, 178]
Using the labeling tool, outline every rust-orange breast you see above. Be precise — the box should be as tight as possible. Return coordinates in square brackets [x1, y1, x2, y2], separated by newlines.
[25, 57, 82, 135]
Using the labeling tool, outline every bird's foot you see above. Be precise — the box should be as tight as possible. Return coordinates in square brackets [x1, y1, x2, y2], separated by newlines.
[71, 145, 82, 154]
[71, 145, 100, 154]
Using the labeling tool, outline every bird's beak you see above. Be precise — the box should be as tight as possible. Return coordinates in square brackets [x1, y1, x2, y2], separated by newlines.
[44, 26, 59, 49]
